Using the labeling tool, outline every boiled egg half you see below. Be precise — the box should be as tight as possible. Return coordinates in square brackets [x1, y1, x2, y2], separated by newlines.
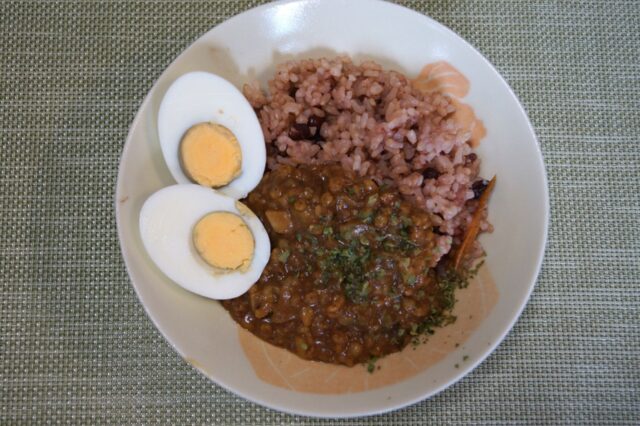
[140, 184, 270, 300]
[158, 71, 266, 199]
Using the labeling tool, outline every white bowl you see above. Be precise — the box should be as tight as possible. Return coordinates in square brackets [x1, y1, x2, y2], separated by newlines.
[115, 0, 549, 418]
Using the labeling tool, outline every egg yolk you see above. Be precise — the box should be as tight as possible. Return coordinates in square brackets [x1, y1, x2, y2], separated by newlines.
[180, 122, 242, 188]
[193, 211, 254, 271]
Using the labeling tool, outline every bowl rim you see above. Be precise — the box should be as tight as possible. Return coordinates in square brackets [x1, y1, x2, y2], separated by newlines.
[115, 0, 550, 418]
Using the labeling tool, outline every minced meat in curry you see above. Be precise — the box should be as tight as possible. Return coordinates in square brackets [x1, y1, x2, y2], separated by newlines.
[222, 164, 470, 366]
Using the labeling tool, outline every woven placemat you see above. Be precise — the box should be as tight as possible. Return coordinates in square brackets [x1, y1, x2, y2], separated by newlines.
[1, 0, 638, 423]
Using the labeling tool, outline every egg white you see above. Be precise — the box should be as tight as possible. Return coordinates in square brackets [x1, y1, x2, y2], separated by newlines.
[157, 72, 266, 199]
[139, 184, 270, 300]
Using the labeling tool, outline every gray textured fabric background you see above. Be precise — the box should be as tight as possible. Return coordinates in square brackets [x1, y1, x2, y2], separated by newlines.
[1, 0, 638, 424]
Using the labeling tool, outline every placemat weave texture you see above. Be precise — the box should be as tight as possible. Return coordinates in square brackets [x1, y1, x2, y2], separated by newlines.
[1, 0, 638, 424]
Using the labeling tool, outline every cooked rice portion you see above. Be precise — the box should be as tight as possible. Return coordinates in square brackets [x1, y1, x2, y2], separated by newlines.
[243, 56, 491, 242]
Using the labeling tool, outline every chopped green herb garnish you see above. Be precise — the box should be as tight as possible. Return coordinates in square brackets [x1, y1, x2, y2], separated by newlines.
[366, 357, 378, 373]
[318, 236, 373, 303]
[323, 226, 333, 237]
[288, 196, 296, 204]
[463, 355, 469, 361]
[469, 260, 485, 278]
[306, 234, 319, 246]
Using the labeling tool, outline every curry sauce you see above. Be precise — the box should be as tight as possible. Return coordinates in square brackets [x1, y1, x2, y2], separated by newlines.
[222, 164, 470, 366]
